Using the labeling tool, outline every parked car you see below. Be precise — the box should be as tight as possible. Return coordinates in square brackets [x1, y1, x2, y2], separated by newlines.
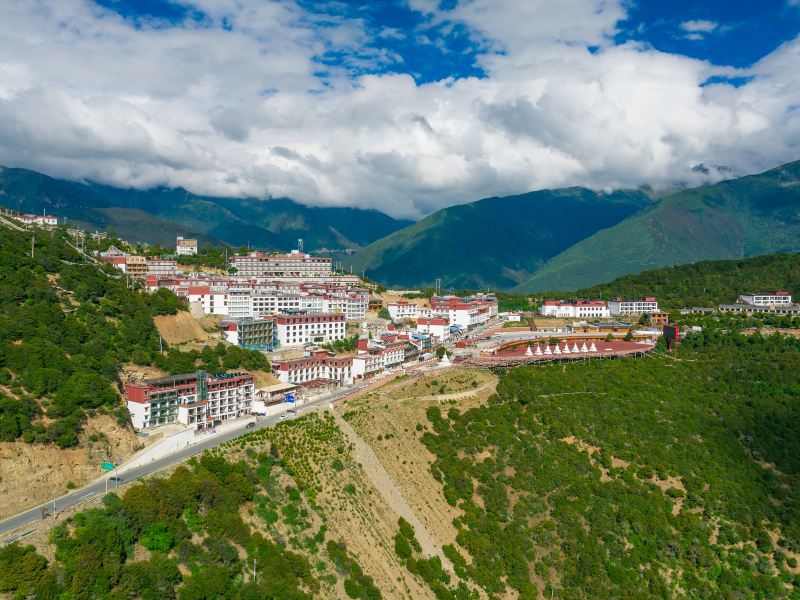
[245, 421, 256, 429]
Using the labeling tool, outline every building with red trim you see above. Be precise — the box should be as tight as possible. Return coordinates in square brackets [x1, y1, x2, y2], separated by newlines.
[430, 293, 497, 329]
[124, 370, 254, 431]
[272, 350, 353, 386]
[540, 299, 610, 318]
[275, 312, 346, 346]
[229, 250, 332, 277]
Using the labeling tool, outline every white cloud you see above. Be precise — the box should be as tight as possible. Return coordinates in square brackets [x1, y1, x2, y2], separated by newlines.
[0, 0, 798, 219]
[680, 19, 719, 33]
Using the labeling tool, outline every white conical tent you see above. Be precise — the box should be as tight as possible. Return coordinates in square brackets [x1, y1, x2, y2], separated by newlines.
[543, 345, 552, 355]
[572, 342, 580, 353]
[589, 342, 597, 352]
[534, 344, 543, 356]
[580, 342, 589, 353]
[525, 345, 532, 356]
[562, 343, 571, 354]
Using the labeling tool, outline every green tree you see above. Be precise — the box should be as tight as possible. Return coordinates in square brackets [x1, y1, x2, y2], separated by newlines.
[141, 522, 175, 553]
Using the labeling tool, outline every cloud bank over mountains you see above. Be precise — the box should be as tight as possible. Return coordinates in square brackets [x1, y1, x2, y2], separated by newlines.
[0, 0, 798, 218]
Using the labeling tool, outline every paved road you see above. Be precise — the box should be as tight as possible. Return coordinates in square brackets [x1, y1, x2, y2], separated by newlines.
[0, 322, 500, 540]
[0, 385, 359, 539]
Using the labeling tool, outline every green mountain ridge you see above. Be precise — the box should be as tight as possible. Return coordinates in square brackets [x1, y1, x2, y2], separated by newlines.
[571, 252, 800, 308]
[345, 187, 650, 289]
[518, 160, 800, 291]
[0, 166, 411, 251]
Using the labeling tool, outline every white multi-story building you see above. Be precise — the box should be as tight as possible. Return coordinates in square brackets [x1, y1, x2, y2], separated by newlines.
[275, 313, 346, 346]
[186, 285, 229, 315]
[608, 297, 659, 316]
[387, 301, 419, 320]
[176, 237, 198, 256]
[540, 300, 610, 318]
[416, 317, 450, 341]
[230, 250, 332, 277]
[272, 350, 353, 386]
[125, 371, 254, 431]
[146, 259, 178, 277]
[431, 294, 497, 329]
[737, 292, 793, 307]
[12, 213, 59, 227]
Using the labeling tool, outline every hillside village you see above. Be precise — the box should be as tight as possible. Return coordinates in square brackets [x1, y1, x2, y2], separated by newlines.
[2, 3, 800, 596]
[1, 211, 800, 599]
[7, 208, 800, 437]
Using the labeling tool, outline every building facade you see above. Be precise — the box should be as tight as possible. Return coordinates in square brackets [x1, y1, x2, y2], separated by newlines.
[221, 317, 277, 350]
[431, 294, 498, 329]
[275, 313, 346, 346]
[388, 301, 419, 320]
[737, 292, 793, 307]
[125, 371, 254, 430]
[124, 255, 148, 280]
[272, 350, 354, 386]
[176, 237, 198, 256]
[416, 317, 450, 341]
[540, 300, 610, 318]
[230, 250, 332, 277]
[608, 297, 659, 316]
[12, 213, 59, 227]
[146, 259, 178, 277]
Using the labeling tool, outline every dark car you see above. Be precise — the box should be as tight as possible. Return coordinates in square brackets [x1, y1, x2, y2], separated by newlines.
[245, 421, 256, 429]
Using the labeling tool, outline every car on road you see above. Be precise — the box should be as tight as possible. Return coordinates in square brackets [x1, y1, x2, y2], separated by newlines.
[279, 413, 290, 420]
[245, 421, 256, 429]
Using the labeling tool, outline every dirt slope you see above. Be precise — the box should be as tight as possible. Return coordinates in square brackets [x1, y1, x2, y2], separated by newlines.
[154, 311, 221, 347]
[0, 415, 141, 519]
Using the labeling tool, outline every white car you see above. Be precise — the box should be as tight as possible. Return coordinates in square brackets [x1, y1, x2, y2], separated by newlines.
[279, 413, 290, 421]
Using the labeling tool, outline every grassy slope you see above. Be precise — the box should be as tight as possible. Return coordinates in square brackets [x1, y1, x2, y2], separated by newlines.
[346, 188, 649, 289]
[518, 160, 800, 292]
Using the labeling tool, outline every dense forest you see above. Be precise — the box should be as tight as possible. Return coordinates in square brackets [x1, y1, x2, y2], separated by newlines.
[574, 252, 800, 308]
[0, 224, 269, 447]
[420, 332, 800, 598]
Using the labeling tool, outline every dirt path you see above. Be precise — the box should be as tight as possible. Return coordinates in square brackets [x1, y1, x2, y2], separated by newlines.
[332, 409, 453, 572]
[410, 380, 495, 403]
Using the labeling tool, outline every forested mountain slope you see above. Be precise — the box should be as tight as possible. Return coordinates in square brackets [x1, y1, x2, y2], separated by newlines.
[0, 166, 410, 250]
[346, 187, 649, 289]
[518, 160, 800, 291]
[570, 252, 800, 308]
[421, 332, 800, 597]
[0, 222, 268, 448]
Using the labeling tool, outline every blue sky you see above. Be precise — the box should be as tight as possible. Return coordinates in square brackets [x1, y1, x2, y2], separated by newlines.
[96, 0, 800, 81]
[1, 1, 798, 217]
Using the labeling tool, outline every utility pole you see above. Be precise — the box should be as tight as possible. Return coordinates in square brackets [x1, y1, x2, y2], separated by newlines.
[253, 558, 257, 582]
[31, 235, 35, 258]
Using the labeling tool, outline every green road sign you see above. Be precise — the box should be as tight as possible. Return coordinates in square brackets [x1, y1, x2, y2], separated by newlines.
[101, 462, 115, 471]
